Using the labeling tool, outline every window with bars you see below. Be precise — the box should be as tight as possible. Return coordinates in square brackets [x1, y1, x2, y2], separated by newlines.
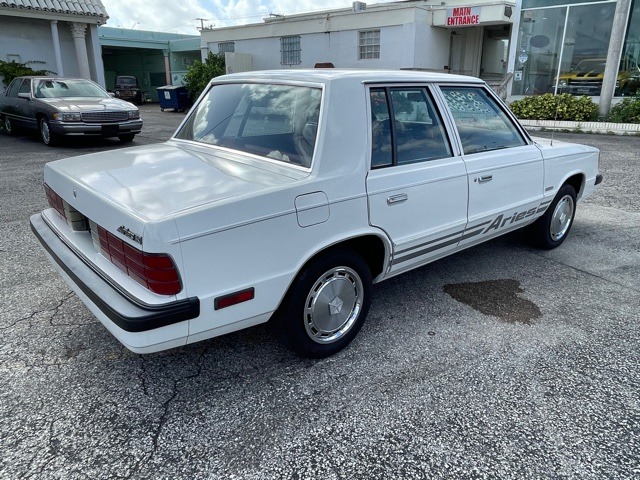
[218, 42, 235, 54]
[280, 36, 301, 65]
[359, 29, 380, 60]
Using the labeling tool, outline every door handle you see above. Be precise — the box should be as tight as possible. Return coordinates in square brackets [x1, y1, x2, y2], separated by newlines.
[387, 193, 408, 205]
[476, 175, 493, 184]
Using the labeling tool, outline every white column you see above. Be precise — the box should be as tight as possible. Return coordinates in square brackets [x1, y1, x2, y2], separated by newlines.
[50, 20, 64, 77]
[70, 22, 91, 79]
[88, 24, 106, 87]
[599, 0, 633, 116]
[163, 49, 172, 86]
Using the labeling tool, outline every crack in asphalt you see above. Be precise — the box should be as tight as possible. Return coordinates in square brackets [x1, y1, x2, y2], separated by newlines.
[0, 291, 73, 331]
[127, 347, 210, 479]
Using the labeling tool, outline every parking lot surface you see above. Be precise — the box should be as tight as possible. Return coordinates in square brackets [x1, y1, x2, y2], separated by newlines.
[1, 105, 638, 479]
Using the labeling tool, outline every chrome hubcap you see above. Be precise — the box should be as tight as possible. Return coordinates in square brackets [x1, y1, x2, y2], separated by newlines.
[4, 117, 11, 133]
[304, 266, 363, 344]
[550, 195, 574, 241]
[40, 120, 50, 144]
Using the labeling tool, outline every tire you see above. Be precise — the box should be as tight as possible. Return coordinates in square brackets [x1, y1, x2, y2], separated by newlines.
[3, 115, 17, 135]
[276, 249, 372, 358]
[528, 184, 577, 250]
[39, 117, 59, 146]
[118, 133, 136, 142]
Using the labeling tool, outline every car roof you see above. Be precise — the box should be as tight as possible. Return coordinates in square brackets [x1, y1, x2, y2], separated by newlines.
[16, 77, 93, 81]
[216, 69, 485, 85]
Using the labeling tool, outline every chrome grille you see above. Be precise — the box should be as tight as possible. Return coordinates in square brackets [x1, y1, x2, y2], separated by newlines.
[81, 111, 128, 123]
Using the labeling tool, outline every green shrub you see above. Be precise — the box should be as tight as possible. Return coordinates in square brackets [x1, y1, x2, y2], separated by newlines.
[606, 97, 640, 124]
[0, 60, 54, 86]
[509, 93, 598, 122]
[183, 53, 225, 101]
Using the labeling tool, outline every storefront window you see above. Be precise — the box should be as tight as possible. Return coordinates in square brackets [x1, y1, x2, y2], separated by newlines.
[512, 0, 617, 96]
[620, 0, 640, 96]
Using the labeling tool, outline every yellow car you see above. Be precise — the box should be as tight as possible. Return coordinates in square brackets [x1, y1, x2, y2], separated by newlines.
[556, 58, 640, 96]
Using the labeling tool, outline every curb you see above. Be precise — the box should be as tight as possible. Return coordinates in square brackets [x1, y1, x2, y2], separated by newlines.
[519, 119, 640, 135]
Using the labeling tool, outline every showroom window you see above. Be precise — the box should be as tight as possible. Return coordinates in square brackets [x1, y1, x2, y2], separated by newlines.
[512, 0, 617, 96]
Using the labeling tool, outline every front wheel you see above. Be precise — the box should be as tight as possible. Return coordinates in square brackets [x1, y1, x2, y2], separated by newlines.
[118, 133, 135, 142]
[527, 184, 577, 249]
[39, 117, 59, 146]
[276, 249, 372, 358]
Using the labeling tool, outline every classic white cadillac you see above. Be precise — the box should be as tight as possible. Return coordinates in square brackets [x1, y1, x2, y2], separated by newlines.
[31, 70, 602, 357]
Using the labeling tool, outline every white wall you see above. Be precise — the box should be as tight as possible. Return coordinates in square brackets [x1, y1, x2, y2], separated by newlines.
[0, 16, 83, 88]
[208, 24, 449, 71]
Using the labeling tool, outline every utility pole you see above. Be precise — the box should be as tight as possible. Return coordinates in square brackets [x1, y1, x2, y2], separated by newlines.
[194, 18, 210, 31]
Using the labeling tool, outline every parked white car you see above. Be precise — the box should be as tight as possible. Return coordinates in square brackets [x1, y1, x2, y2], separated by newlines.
[31, 70, 602, 357]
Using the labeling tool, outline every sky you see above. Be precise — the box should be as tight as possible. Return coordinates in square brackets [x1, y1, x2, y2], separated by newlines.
[103, 0, 388, 35]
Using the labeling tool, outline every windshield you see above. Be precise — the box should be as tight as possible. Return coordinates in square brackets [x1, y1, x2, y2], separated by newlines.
[117, 77, 137, 86]
[34, 79, 110, 99]
[573, 60, 606, 73]
[175, 83, 322, 168]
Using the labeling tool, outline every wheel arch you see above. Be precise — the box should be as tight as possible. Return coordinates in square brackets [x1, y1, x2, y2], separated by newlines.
[276, 232, 391, 311]
[563, 173, 585, 199]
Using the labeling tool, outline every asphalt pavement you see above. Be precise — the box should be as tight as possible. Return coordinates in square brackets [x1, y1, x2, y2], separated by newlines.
[0, 105, 638, 479]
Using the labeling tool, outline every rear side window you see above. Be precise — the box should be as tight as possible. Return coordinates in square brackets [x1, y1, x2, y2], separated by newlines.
[370, 86, 452, 168]
[440, 86, 526, 155]
[5, 79, 20, 97]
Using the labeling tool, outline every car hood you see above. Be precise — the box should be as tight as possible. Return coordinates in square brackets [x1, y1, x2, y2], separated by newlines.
[40, 97, 135, 111]
[44, 141, 303, 222]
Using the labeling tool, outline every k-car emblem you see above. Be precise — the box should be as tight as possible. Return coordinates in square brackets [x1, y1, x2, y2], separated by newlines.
[117, 225, 143, 244]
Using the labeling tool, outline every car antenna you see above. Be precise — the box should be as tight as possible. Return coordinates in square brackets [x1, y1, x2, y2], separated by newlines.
[551, 93, 559, 147]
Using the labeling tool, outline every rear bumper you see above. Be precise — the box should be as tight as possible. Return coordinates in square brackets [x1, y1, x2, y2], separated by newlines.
[50, 119, 143, 136]
[30, 213, 199, 352]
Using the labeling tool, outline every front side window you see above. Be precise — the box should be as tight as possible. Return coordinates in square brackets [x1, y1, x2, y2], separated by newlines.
[18, 79, 31, 95]
[370, 86, 452, 168]
[359, 30, 380, 60]
[280, 36, 301, 66]
[176, 83, 321, 168]
[440, 86, 526, 155]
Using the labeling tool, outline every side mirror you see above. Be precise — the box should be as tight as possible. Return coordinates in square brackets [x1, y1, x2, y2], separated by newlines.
[18, 92, 31, 100]
[108, 92, 116, 98]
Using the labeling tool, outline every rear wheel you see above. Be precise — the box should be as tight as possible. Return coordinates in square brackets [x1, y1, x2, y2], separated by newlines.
[528, 183, 577, 249]
[3, 115, 16, 135]
[276, 249, 372, 358]
[118, 133, 135, 142]
[39, 116, 59, 146]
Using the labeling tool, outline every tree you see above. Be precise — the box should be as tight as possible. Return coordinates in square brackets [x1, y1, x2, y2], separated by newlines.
[0, 60, 54, 86]
[183, 53, 225, 101]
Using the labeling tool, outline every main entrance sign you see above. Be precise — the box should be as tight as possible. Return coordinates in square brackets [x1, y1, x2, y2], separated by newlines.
[447, 7, 481, 26]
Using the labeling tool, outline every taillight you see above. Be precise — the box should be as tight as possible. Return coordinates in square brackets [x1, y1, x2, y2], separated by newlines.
[97, 226, 182, 295]
[44, 184, 88, 231]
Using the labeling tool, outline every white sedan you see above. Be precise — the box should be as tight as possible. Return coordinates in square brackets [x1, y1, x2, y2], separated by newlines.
[31, 70, 602, 357]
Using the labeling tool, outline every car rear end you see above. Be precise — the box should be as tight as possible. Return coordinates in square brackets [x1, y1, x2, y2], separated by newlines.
[30, 164, 198, 353]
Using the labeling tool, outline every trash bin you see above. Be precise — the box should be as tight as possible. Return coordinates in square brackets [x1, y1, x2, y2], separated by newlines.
[156, 85, 192, 112]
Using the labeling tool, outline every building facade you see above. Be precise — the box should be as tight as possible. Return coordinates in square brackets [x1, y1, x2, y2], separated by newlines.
[200, 0, 517, 89]
[98, 27, 200, 102]
[0, 0, 108, 89]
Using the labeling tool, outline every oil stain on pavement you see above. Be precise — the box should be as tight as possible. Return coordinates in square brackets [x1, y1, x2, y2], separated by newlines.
[443, 279, 542, 324]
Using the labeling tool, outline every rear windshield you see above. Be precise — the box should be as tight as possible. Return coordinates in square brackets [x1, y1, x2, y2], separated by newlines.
[175, 83, 322, 168]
